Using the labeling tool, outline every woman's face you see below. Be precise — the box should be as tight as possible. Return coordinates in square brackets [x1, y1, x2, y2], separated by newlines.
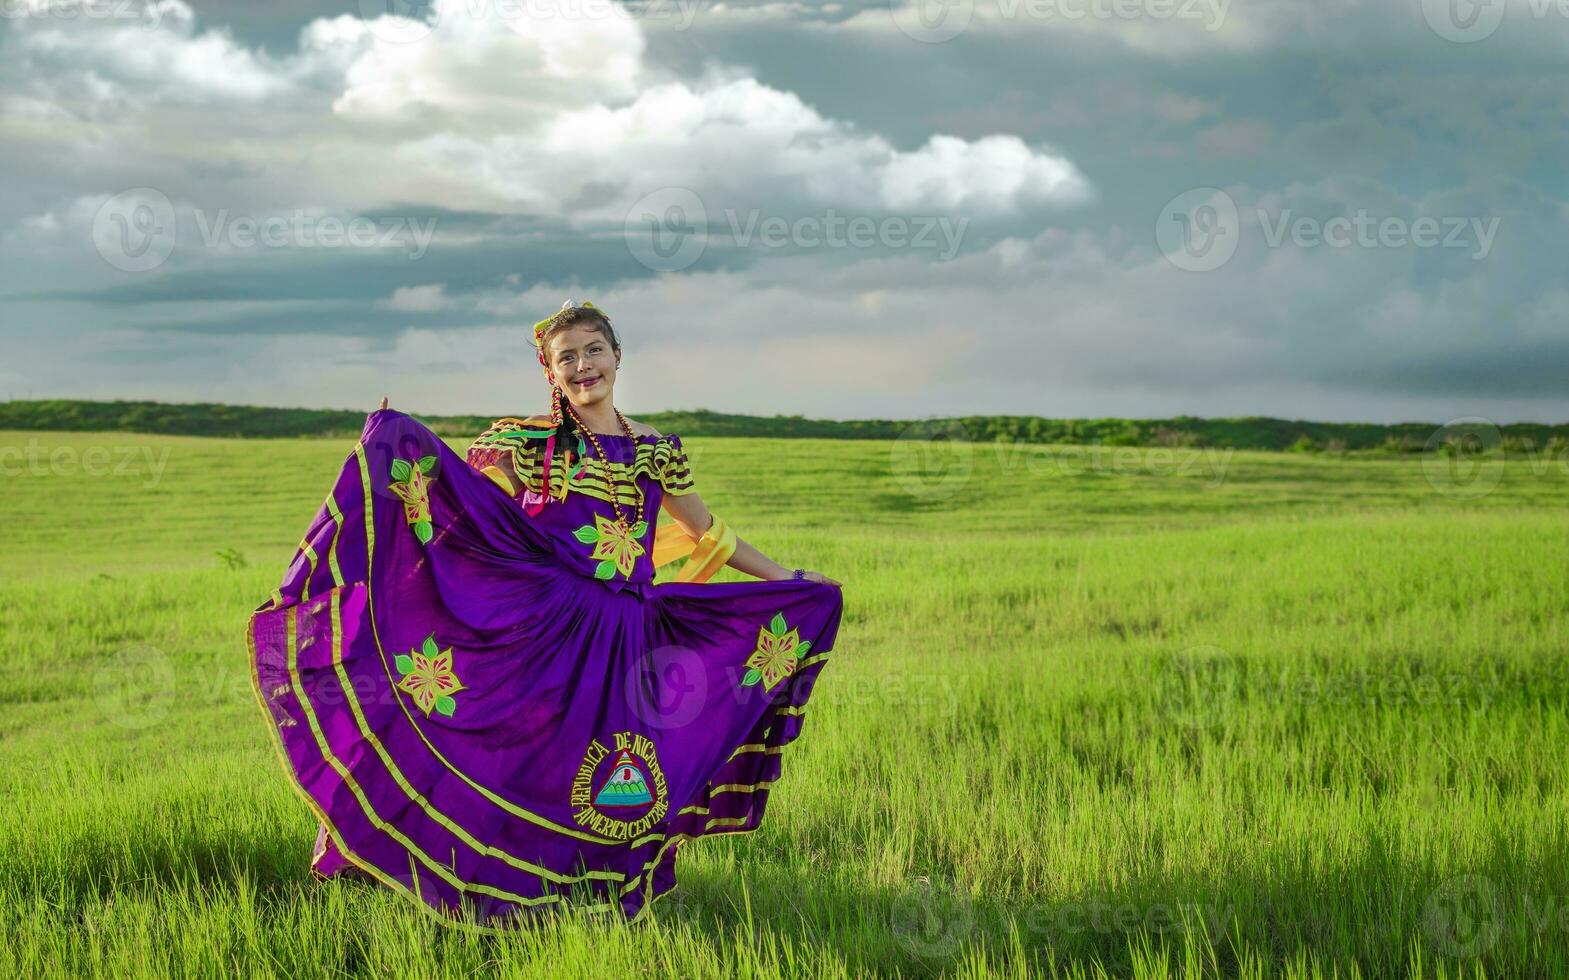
[546, 323, 619, 410]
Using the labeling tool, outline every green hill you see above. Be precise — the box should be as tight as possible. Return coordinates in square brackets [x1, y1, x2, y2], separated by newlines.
[1, 399, 1564, 453]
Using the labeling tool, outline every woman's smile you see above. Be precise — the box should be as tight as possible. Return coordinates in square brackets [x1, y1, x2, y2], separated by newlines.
[576, 376, 601, 389]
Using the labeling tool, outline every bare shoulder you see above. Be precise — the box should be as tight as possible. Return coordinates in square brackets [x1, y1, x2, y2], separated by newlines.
[624, 417, 662, 438]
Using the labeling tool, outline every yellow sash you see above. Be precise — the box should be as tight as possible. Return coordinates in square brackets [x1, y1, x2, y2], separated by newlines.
[652, 515, 737, 583]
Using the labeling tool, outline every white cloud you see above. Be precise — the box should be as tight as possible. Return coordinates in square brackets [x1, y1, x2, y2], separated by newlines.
[831, 0, 1569, 56]
[391, 74, 1089, 218]
[879, 134, 1090, 211]
[317, 0, 644, 124]
[5, 1, 293, 106]
[836, 0, 1330, 55]
[380, 283, 453, 312]
[2, 0, 1090, 224]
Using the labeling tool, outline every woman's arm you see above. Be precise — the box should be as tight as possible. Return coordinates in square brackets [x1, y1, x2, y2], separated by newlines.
[661, 491, 841, 586]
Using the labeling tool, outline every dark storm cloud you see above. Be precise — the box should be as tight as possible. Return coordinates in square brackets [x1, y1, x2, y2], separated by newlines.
[1, 0, 1565, 421]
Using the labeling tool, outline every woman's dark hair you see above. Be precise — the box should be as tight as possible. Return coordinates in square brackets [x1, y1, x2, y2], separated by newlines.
[537, 305, 619, 362]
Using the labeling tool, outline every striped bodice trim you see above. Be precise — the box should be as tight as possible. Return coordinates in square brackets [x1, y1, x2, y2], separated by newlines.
[465, 418, 696, 504]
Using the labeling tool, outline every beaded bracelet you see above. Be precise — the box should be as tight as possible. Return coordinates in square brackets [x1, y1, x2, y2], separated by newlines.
[792, 568, 805, 580]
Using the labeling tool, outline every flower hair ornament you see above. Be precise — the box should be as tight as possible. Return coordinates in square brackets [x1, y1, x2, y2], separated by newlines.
[531, 298, 602, 369]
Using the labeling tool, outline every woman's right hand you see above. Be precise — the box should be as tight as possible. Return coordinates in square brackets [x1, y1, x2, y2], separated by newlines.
[378, 396, 389, 410]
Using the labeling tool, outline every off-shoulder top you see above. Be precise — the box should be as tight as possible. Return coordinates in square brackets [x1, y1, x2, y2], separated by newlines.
[464, 417, 696, 591]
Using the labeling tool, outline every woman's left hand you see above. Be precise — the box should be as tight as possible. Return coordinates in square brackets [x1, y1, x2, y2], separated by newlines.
[800, 570, 842, 587]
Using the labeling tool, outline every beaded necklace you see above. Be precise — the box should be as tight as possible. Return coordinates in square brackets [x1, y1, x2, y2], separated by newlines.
[561, 399, 645, 534]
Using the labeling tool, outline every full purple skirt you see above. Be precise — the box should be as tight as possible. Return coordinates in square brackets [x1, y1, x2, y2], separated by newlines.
[249, 410, 842, 928]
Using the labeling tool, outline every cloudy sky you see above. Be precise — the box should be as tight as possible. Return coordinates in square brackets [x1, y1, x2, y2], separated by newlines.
[1, 0, 1564, 423]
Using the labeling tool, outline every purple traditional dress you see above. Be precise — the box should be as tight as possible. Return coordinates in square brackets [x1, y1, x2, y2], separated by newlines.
[248, 409, 842, 928]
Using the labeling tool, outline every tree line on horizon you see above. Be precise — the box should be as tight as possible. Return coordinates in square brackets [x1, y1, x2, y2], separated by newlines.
[2, 399, 1565, 454]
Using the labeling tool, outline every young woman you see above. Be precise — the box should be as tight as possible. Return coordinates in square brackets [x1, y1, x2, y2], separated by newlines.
[248, 301, 844, 930]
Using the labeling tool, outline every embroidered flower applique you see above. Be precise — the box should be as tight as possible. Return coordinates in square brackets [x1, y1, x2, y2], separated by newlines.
[389, 455, 438, 544]
[742, 612, 809, 691]
[574, 513, 648, 579]
[395, 634, 466, 717]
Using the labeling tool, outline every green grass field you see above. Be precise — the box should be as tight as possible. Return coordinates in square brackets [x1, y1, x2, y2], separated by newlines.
[2, 429, 1566, 978]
